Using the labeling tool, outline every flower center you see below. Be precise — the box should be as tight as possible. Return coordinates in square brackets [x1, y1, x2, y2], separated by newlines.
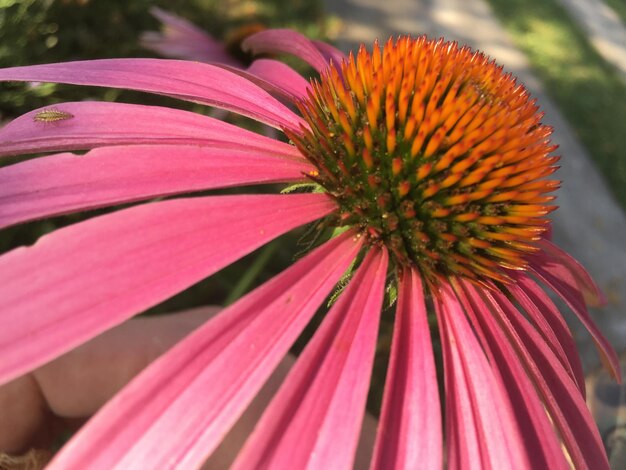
[291, 36, 559, 284]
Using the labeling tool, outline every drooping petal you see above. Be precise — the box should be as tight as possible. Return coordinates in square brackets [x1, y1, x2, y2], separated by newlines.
[530, 253, 621, 381]
[235, 59, 311, 101]
[242, 29, 330, 73]
[371, 268, 441, 470]
[538, 238, 606, 307]
[0, 144, 314, 229]
[312, 39, 347, 67]
[48, 231, 363, 470]
[0, 101, 299, 158]
[435, 282, 530, 470]
[456, 280, 570, 470]
[141, 7, 239, 65]
[0, 193, 335, 385]
[485, 287, 611, 470]
[506, 272, 586, 397]
[0, 58, 305, 130]
[233, 248, 387, 470]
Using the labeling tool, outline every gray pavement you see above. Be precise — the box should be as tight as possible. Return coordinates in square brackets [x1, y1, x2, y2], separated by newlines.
[557, 0, 626, 83]
[324, 0, 626, 371]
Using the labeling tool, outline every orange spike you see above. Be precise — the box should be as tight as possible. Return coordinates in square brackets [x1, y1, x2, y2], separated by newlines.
[432, 208, 452, 218]
[398, 180, 411, 197]
[404, 115, 417, 140]
[440, 172, 463, 189]
[424, 128, 447, 158]
[363, 126, 374, 152]
[455, 212, 480, 222]
[422, 183, 440, 199]
[387, 129, 397, 154]
[392, 158, 403, 176]
[342, 133, 356, 157]
[477, 216, 505, 225]
[445, 194, 471, 206]
[458, 170, 490, 187]
[411, 128, 427, 158]
[362, 148, 374, 169]
[338, 112, 353, 138]
[366, 93, 381, 127]
[468, 238, 492, 249]
[480, 231, 517, 242]
[385, 92, 396, 132]
[416, 162, 433, 180]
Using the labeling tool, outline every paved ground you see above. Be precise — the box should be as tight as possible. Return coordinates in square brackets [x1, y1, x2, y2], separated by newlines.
[323, 0, 626, 371]
[557, 0, 626, 83]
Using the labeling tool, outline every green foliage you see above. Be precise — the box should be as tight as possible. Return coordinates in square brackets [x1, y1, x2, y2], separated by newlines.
[0, 0, 329, 119]
[485, 0, 626, 208]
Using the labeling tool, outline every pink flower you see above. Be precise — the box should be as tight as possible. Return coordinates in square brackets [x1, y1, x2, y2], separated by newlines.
[0, 27, 620, 469]
[140, 7, 244, 66]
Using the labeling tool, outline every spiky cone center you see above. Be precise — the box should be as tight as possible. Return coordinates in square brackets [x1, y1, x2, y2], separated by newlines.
[290, 36, 559, 284]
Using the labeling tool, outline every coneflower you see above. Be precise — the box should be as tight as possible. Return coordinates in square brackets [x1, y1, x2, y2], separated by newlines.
[0, 27, 618, 469]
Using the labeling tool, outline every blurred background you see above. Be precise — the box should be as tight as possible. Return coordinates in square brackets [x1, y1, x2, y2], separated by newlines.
[1, 0, 625, 465]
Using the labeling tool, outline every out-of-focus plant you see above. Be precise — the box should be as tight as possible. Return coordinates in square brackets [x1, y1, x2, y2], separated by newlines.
[0, 0, 330, 120]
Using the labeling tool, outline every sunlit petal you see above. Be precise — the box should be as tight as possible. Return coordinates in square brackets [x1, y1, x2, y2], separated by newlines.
[371, 268, 442, 470]
[234, 248, 388, 469]
[49, 232, 362, 469]
[0, 194, 334, 385]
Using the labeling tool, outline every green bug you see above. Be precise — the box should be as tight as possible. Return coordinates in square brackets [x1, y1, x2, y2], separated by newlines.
[33, 108, 74, 123]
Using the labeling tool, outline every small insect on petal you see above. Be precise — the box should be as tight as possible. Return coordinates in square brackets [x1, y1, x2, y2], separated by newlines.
[33, 108, 74, 123]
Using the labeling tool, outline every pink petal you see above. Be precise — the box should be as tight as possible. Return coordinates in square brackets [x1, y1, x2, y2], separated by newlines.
[457, 280, 570, 470]
[141, 7, 239, 65]
[538, 238, 607, 307]
[0, 193, 335, 385]
[485, 287, 610, 469]
[530, 253, 621, 381]
[0, 144, 314, 229]
[0, 101, 299, 158]
[312, 39, 347, 67]
[242, 29, 330, 73]
[241, 59, 311, 101]
[233, 248, 388, 470]
[0, 58, 304, 130]
[371, 268, 441, 470]
[435, 282, 530, 469]
[49, 231, 363, 469]
[506, 273, 586, 397]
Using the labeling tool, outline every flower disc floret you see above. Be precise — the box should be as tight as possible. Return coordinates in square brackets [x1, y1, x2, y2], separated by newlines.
[291, 36, 560, 283]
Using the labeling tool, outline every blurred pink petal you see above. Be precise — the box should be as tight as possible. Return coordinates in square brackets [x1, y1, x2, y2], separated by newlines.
[141, 7, 238, 65]
[487, 286, 610, 469]
[242, 29, 330, 72]
[234, 248, 388, 470]
[0, 144, 313, 229]
[0, 193, 335, 385]
[0, 59, 304, 129]
[0, 101, 299, 158]
[531, 253, 621, 380]
[239, 59, 311, 101]
[457, 280, 570, 470]
[506, 272, 586, 396]
[435, 283, 530, 469]
[538, 238, 607, 306]
[48, 231, 363, 469]
[312, 39, 347, 66]
[371, 268, 441, 470]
